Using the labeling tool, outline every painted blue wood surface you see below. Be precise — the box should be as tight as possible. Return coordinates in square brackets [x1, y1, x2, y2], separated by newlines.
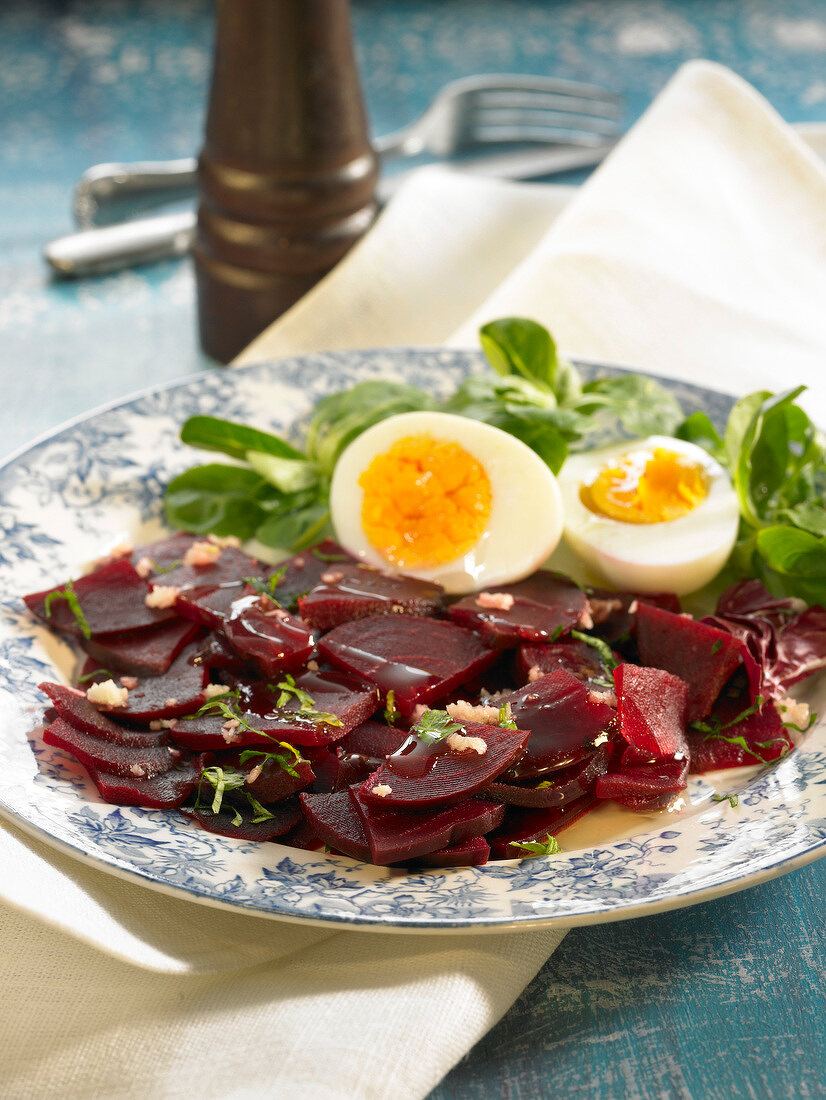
[1, 3, 825, 1098]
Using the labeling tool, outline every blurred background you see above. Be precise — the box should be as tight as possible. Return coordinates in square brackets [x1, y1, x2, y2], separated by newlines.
[3, 0, 826, 448]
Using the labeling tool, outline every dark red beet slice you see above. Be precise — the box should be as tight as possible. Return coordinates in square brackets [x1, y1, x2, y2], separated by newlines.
[350, 788, 505, 865]
[318, 615, 497, 719]
[687, 698, 793, 772]
[80, 617, 202, 677]
[170, 668, 378, 750]
[175, 584, 246, 630]
[39, 682, 169, 747]
[192, 632, 250, 674]
[448, 571, 587, 646]
[613, 663, 689, 760]
[596, 757, 689, 809]
[358, 722, 529, 808]
[182, 796, 302, 840]
[635, 603, 743, 721]
[43, 717, 181, 778]
[134, 534, 265, 594]
[89, 757, 204, 809]
[268, 541, 355, 611]
[515, 639, 611, 688]
[487, 793, 597, 859]
[416, 836, 490, 867]
[280, 816, 326, 851]
[586, 588, 681, 643]
[503, 669, 617, 779]
[241, 755, 315, 803]
[297, 564, 443, 631]
[220, 595, 315, 677]
[487, 743, 610, 808]
[337, 720, 410, 759]
[24, 559, 175, 638]
[79, 642, 208, 722]
[299, 789, 371, 861]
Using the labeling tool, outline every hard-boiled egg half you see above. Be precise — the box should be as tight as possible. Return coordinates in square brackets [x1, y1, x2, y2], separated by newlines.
[330, 411, 563, 594]
[557, 435, 739, 595]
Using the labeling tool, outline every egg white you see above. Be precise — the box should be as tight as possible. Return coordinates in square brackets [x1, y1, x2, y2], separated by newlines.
[557, 435, 739, 596]
[330, 411, 563, 594]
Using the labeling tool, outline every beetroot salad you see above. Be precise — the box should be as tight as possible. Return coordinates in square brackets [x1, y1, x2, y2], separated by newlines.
[23, 532, 826, 868]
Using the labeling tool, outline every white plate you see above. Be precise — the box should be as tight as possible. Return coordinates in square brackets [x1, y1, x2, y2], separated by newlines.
[1, 347, 825, 932]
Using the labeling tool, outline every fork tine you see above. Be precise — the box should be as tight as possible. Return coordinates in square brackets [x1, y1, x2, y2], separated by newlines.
[449, 72, 622, 102]
[470, 108, 621, 138]
[472, 90, 622, 119]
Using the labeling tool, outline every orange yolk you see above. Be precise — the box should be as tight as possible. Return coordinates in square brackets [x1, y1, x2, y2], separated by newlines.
[359, 434, 492, 568]
[580, 447, 708, 524]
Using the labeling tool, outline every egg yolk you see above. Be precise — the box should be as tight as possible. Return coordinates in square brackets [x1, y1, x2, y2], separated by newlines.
[580, 447, 708, 524]
[359, 434, 492, 568]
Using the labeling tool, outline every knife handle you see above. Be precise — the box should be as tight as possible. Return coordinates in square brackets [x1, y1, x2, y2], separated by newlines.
[44, 211, 196, 277]
[73, 159, 198, 228]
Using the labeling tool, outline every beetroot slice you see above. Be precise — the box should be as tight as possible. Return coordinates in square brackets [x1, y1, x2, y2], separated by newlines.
[299, 789, 371, 861]
[635, 603, 743, 721]
[297, 565, 444, 631]
[143, 542, 264, 594]
[175, 585, 246, 630]
[350, 788, 505, 865]
[416, 836, 490, 867]
[614, 663, 689, 760]
[586, 589, 681, 643]
[220, 595, 315, 677]
[596, 757, 689, 810]
[79, 642, 209, 722]
[39, 682, 169, 747]
[515, 639, 611, 688]
[487, 793, 597, 859]
[89, 757, 205, 809]
[43, 718, 181, 778]
[687, 697, 793, 772]
[487, 743, 611, 808]
[170, 669, 378, 750]
[448, 571, 587, 647]
[503, 669, 617, 780]
[268, 541, 356, 611]
[358, 722, 529, 808]
[182, 796, 302, 841]
[24, 559, 175, 637]
[337, 720, 410, 759]
[318, 615, 497, 719]
[242, 756, 315, 803]
[81, 618, 202, 677]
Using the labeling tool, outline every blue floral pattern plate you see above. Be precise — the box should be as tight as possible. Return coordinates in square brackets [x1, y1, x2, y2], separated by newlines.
[1, 348, 825, 932]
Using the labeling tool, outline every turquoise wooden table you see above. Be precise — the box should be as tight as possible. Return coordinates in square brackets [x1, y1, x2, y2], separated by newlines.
[2, 3, 825, 1097]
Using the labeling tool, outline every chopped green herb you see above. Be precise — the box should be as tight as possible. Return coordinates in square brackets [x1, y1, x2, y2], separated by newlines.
[692, 695, 764, 736]
[150, 557, 183, 575]
[412, 709, 463, 746]
[384, 690, 397, 726]
[711, 793, 739, 808]
[781, 710, 818, 733]
[244, 566, 287, 604]
[711, 639, 723, 655]
[549, 625, 564, 642]
[43, 581, 91, 640]
[77, 668, 115, 684]
[239, 745, 302, 779]
[275, 673, 316, 710]
[498, 702, 517, 730]
[245, 793, 275, 823]
[570, 629, 619, 671]
[509, 834, 561, 858]
[311, 547, 351, 563]
[195, 765, 246, 815]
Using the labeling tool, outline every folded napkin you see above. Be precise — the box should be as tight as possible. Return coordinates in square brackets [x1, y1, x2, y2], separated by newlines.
[4, 60, 826, 1099]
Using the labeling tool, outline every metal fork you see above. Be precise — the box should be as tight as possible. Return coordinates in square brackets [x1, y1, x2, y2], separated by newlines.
[72, 73, 621, 228]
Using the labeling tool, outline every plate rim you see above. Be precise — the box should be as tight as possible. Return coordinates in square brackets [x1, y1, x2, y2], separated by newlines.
[1, 345, 823, 932]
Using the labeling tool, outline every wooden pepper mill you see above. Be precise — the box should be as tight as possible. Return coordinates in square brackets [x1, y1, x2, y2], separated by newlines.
[194, 0, 379, 363]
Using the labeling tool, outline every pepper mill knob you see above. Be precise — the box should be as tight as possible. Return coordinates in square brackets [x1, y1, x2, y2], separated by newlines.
[194, 0, 378, 363]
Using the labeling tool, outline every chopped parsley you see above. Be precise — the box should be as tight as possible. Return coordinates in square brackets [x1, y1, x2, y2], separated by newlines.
[711, 793, 739, 808]
[43, 581, 91, 639]
[412, 709, 463, 745]
[244, 565, 287, 605]
[194, 765, 277, 826]
[383, 689, 397, 726]
[711, 639, 723, 655]
[311, 547, 350, 563]
[498, 702, 517, 730]
[273, 673, 342, 727]
[570, 630, 618, 671]
[509, 834, 561, 858]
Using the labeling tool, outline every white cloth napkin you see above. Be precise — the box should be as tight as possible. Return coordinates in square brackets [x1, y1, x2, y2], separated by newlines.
[4, 59, 826, 1099]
